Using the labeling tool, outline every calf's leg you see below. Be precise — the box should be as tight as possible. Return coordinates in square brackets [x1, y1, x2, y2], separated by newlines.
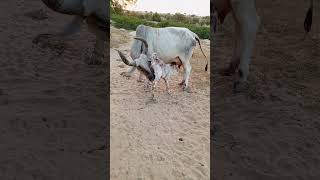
[164, 78, 170, 95]
[151, 81, 158, 98]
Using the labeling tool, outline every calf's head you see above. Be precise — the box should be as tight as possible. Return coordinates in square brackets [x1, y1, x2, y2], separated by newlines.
[150, 53, 164, 67]
[116, 37, 155, 81]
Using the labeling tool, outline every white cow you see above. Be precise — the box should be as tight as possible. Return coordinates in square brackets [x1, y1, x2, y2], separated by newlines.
[212, 0, 314, 92]
[34, 0, 107, 65]
[117, 38, 179, 96]
[121, 25, 208, 91]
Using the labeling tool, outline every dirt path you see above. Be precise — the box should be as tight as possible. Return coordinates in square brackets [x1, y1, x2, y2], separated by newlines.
[0, 1, 107, 179]
[213, 1, 320, 179]
[110, 26, 210, 179]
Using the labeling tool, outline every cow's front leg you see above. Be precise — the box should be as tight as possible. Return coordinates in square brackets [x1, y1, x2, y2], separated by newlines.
[86, 38, 105, 65]
[120, 66, 136, 77]
[231, 0, 260, 93]
[137, 72, 144, 82]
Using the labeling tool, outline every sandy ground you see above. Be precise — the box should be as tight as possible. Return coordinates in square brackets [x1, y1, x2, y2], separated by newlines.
[213, 0, 320, 179]
[110, 26, 210, 179]
[0, 0, 107, 179]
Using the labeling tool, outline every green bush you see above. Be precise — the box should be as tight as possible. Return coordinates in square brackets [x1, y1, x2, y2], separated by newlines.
[152, 13, 161, 22]
[111, 13, 210, 39]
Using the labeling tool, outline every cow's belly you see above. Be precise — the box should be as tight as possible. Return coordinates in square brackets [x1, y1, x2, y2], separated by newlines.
[159, 57, 182, 66]
[150, 39, 195, 62]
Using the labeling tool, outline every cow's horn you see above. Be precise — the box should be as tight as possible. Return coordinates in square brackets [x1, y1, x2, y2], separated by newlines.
[134, 37, 148, 55]
[116, 50, 136, 66]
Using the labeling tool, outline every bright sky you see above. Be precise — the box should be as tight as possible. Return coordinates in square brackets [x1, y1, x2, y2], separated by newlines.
[127, 0, 210, 17]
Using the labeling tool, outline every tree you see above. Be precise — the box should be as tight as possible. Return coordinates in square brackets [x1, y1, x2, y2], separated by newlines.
[172, 13, 187, 23]
[152, 12, 161, 22]
[111, 0, 138, 14]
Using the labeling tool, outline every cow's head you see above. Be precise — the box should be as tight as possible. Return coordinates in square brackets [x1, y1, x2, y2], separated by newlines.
[116, 37, 155, 81]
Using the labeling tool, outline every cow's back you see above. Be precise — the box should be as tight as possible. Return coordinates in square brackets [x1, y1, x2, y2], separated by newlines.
[130, 25, 197, 62]
[146, 27, 197, 60]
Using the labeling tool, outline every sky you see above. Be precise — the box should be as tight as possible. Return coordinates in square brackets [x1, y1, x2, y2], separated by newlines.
[127, 0, 210, 17]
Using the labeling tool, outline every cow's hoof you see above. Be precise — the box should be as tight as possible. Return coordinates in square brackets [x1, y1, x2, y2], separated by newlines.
[32, 33, 52, 44]
[85, 58, 102, 65]
[179, 80, 185, 86]
[219, 67, 236, 76]
[183, 86, 192, 93]
[233, 81, 249, 94]
[85, 53, 104, 65]
[137, 79, 144, 83]
[120, 72, 132, 77]
[145, 96, 157, 105]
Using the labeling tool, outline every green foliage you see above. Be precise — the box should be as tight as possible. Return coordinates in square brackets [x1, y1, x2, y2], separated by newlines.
[152, 13, 161, 22]
[111, 12, 210, 39]
[172, 13, 187, 22]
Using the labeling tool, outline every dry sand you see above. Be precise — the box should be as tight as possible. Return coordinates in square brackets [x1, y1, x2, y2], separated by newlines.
[0, 0, 107, 179]
[110, 26, 210, 179]
[213, 0, 320, 179]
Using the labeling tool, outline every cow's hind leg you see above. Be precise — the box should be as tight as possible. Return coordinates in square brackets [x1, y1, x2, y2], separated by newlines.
[33, 16, 83, 43]
[180, 61, 192, 92]
[219, 12, 241, 76]
[179, 49, 194, 92]
[231, 0, 260, 93]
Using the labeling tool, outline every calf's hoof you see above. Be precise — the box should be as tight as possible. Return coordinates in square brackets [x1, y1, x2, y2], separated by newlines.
[233, 81, 249, 94]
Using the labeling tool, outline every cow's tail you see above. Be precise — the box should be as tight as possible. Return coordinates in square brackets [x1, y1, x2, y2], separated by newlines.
[303, 0, 313, 39]
[194, 35, 208, 72]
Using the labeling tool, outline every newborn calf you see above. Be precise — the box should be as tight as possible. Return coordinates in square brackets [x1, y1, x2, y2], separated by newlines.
[150, 53, 179, 95]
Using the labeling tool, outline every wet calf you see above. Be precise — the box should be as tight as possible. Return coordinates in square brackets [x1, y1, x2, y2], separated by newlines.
[150, 53, 179, 95]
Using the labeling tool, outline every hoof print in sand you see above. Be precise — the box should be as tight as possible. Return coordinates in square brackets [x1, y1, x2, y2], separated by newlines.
[25, 9, 48, 21]
[33, 34, 65, 55]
